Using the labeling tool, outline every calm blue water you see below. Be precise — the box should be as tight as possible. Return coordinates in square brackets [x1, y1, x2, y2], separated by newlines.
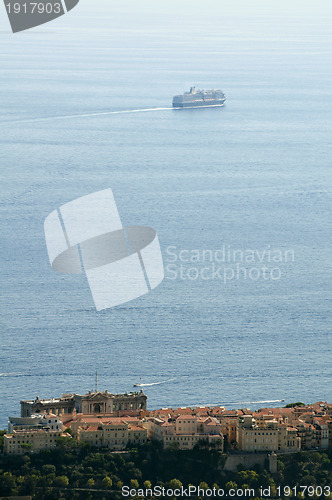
[0, 3, 331, 427]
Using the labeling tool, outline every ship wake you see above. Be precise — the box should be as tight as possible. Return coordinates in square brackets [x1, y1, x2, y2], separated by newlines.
[134, 377, 176, 387]
[1, 104, 227, 125]
[3, 107, 176, 125]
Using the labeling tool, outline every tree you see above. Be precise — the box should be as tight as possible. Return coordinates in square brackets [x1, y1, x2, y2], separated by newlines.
[20, 443, 32, 452]
[199, 482, 209, 491]
[129, 467, 142, 480]
[226, 481, 238, 491]
[87, 478, 95, 488]
[116, 480, 124, 490]
[238, 470, 259, 486]
[167, 479, 183, 490]
[311, 452, 324, 463]
[301, 474, 317, 486]
[41, 464, 56, 476]
[53, 475, 69, 488]
[130, 479, 139, 489]
[21, 474, 38, 496]
[0, 429, 7, 452]
[144, 480, 152, 489]
[259, 470, 274, 489]
[195, 438, 209, 450]
[0, 472, 17, 496]
[101, 476, 113, 489]
[277, 459, 285, 471]
[56, 436, 77, 449]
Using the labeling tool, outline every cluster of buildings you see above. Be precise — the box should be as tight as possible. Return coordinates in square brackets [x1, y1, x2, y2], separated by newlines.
[4, 414, 63, 455]
[3, 390, 332, 456]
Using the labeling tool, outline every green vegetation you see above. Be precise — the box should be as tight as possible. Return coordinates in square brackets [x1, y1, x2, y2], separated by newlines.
[284, 402, 305, 408]
[0, 429, 6, 453]
[0, 439, 331, 499]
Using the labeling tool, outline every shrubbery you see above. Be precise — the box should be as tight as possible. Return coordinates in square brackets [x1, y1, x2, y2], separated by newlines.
[0, 438, 331, 499]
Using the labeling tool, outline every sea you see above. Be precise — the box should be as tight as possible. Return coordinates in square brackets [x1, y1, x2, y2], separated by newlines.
[0, 1, 331, 428]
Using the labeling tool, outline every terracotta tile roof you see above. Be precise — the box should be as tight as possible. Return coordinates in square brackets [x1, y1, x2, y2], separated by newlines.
[210, 408, 226, 415]
[176, 415, 197, 420]
[11, 428, 62, 435]
[149, 409, 172, 416]
[129, 425, 144, 432]
[314, 418, 328, 426]
[72, 415, 141, 425]
[174, 408, 196, 415]
[62, 420, 74, 428]
[217, 410, 239, 417]
[81, 425, 99, 432]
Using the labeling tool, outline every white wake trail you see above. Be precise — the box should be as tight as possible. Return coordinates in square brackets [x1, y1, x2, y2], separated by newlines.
[2, 104, 224, 125]
[134, 377, 176, 387]
[222, 399, 285, 406]
[4, 107, 176, 125]
[192, 399, 285, 408]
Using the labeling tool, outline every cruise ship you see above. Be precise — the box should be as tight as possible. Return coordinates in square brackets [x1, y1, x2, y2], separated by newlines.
[172, 87, 226, 108]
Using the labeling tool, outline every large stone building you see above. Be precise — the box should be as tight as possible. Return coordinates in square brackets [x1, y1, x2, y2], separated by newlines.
[20, 390, 147, 417]
[146, 414, 224, 450]
[74, 390, 147, 414]
[71, 416, 147, 450]
[4, 428, 63, 455]
[237, 415, 301, 453]
[21, 394, 74, 416]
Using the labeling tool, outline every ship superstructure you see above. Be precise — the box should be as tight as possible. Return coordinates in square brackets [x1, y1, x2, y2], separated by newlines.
[172, 87, 226, 108]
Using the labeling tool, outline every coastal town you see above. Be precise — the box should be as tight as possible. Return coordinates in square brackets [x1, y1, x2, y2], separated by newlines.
[3, 389, 331, 457]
